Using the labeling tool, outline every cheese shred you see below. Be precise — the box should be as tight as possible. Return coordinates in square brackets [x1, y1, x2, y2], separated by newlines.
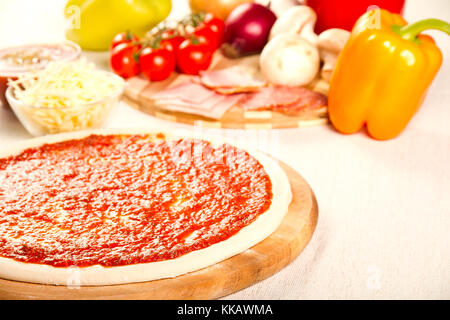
[8, 59, 124, 134]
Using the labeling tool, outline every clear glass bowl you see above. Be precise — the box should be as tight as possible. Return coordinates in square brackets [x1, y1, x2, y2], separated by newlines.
[6, 72, 124, 136]
[0, 41, 81, 109]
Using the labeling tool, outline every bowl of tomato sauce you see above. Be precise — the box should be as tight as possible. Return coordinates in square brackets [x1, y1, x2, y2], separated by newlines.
[0, 41, 81, 108]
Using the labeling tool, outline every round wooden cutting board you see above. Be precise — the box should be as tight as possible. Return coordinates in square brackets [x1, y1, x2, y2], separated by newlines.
[124, 53, 329, 129]
[0, 161, 318, 300]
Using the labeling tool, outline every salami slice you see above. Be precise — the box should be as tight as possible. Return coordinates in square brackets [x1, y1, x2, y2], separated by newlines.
[273, 90, 328, 115]
[238, 86, 327, 114]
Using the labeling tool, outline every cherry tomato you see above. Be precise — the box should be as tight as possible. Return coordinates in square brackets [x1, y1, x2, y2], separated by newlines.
[189, 15, 225, 51]
[160, 29, 186, 53]
[203, 15, 225, 47]
[139, 46, 176, 81]
[176, 36, 213, 75]
[193, 25, 219, 50]
[160, 37, 184, 53]
[110, 43, 140, 78]
[110, 32, 140, 50]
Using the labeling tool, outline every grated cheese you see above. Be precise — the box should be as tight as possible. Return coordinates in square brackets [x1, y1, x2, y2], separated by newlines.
[8, 59, 124, 135]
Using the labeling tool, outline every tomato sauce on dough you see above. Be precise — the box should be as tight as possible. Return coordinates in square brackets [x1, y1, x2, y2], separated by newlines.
[0, 134, 272, 267]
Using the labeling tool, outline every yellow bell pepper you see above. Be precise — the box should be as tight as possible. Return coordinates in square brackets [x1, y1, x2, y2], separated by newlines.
[64, 0, 172, 51]
[328, 9, 449, 140]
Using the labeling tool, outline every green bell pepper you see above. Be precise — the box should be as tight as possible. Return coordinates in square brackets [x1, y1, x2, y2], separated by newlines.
[65, 0, 171, 51]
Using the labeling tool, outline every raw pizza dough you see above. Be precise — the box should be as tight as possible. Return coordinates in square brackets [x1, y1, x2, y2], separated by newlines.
[0, 129, 292, 286]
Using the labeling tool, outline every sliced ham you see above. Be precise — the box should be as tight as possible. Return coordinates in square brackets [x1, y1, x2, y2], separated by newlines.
[155, 93, 224, 112]
[200, 66, 266, 93]
[150, 74, 327, 119]
[152, 81, 216, 104]
[210, 94, 245, 117]
[213, 86, 261, 95]
[154, 89, 243, 120]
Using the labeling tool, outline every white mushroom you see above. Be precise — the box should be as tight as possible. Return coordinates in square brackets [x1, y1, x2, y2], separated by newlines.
[260, 33, 320, 87]
[269, 5, 318, 46]
[317, 28, 351, 82]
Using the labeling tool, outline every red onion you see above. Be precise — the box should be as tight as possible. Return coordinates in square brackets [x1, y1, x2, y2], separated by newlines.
[222, 3, 277, 58]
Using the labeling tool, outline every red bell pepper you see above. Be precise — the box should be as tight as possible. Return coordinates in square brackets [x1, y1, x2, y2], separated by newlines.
[305, 0, 406, 33]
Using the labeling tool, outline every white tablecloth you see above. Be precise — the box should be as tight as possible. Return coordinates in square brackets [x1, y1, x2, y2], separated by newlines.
[0, 0, 449, 299]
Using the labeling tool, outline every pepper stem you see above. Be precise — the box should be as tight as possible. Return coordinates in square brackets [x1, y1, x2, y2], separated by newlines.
[393, 18, 450, 44]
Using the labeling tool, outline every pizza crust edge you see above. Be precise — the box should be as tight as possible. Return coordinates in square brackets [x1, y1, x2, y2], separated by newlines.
[0, 128, 292, 286]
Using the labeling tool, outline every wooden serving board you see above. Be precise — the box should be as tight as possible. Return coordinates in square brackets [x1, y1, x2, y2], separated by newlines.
[124, 53, 329, 129]
[0, 161, 318, 300]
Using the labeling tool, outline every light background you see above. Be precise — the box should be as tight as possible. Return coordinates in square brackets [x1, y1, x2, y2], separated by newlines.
[0, 0, 449, 299]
